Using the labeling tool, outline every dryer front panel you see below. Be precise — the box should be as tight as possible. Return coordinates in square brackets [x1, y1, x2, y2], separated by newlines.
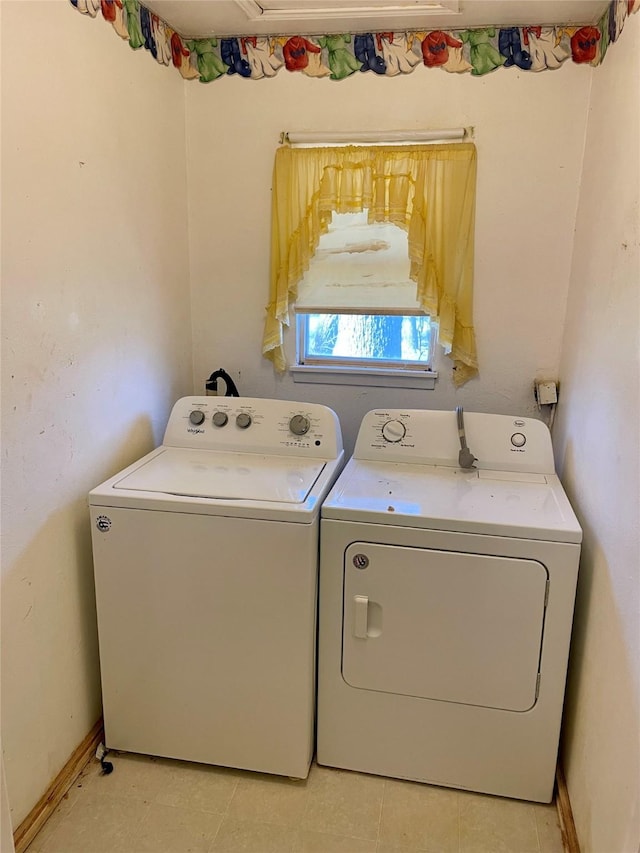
[342, 543, 548, 712]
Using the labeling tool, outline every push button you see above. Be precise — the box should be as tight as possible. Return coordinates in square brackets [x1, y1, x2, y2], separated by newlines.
[511, 432, 526, 448]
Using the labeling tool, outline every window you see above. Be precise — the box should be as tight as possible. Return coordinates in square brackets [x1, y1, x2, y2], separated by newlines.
[263, 143, 478, 386]
[299, 314, 435, 368]
[292, 210, 437, 386]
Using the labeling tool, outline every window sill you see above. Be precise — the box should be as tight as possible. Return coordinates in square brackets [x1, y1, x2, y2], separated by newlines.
[290, 365, 437, 389]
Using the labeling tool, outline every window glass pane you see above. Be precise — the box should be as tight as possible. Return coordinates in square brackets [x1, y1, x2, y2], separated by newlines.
[295, 210, 421, 312]
[303, 314, 433, 365]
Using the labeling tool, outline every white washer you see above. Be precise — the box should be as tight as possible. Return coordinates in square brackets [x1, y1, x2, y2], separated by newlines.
[317, 408, 581, 802]
[90, 396, 343, 780]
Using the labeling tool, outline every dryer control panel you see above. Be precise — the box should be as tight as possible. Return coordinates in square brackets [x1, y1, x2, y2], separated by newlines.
[354, 409, 555, 475]
[163, 397, 343, 459]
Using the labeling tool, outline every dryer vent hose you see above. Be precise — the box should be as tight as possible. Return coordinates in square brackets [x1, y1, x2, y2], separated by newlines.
[206, 368, 240, 397]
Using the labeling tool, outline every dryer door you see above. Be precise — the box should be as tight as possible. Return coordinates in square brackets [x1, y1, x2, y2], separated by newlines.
[342, 542, 548, 712]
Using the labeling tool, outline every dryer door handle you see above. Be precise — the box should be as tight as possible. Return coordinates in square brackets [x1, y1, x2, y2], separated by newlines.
[353, 595, 369, 639]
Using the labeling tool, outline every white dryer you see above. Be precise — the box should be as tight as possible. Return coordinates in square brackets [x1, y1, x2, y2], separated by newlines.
[90, 396, 343, 780]
[317, 408, 581, 802]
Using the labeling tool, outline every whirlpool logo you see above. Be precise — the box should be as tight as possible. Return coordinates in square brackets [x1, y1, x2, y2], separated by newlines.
[96, 515, 112, 533]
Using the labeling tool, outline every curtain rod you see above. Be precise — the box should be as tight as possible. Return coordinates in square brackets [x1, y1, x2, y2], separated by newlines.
[280, 128, 471, 145]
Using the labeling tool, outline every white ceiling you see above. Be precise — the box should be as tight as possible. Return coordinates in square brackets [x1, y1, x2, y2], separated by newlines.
[142, 0, 610, 39]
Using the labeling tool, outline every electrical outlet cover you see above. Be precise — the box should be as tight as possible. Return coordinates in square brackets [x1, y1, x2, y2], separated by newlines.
[537, 381, 558, 405]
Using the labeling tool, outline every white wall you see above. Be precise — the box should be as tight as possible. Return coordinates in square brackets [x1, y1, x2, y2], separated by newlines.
[185, 61, 591, 453]
[2, 2, 637, 843]
[1, 0, 192, 827]
[2, 754, 15, 853]
[553, 12, 640, 853]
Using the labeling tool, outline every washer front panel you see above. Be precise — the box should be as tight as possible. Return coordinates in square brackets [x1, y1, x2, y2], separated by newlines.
[92, 507, 319, 778]
[342, 542, 548, 712]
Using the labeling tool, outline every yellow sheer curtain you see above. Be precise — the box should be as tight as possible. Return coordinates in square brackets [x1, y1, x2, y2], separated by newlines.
[262, 142, 478, 385]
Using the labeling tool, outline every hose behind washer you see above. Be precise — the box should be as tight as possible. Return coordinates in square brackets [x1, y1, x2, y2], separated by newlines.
[206, 368, 240, 397]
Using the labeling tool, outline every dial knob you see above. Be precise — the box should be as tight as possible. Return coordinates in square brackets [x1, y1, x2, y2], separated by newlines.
[212, 411, 228, 428]
[289, 415, 310, 436]
[236, 412, 252, 429]
[511, 432, 526, 447]
[189, 410, 205, 426]
[381, 420, 406, 443]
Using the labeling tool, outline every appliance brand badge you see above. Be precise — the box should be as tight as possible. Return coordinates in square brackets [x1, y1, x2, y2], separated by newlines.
[514, 419, 525, 427]
[187, 428, 205, 434]
[96, 515, 112, 532]
[353, 554, 369, 570]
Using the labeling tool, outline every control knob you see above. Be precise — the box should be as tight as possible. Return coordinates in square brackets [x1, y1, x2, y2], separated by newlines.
[381, 419, 406, 443]
[189, 410, 205, 426]
[511, 432, 526, 448]
[289, 415, 310, 436]
[236, 412, 252, 429]
[212, 411, 228, 428]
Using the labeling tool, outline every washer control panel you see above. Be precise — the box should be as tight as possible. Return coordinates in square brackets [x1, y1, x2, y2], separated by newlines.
[164, 397, 343, 459]
[354, 409, 555, 475]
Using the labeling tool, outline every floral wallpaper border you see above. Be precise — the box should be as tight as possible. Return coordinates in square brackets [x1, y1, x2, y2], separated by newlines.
[70, 0, 638, 81]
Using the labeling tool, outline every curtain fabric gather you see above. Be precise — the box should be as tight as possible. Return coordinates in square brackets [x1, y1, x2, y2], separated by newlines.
[262, 142, 478, 385]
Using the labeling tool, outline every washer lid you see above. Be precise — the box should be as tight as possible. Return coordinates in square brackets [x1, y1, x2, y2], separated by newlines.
[114, 448, 325, 503]
[322, 459, 582, 543]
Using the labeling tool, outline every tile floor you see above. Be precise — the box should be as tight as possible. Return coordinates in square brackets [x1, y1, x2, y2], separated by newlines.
[27, 752, 565, 853]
